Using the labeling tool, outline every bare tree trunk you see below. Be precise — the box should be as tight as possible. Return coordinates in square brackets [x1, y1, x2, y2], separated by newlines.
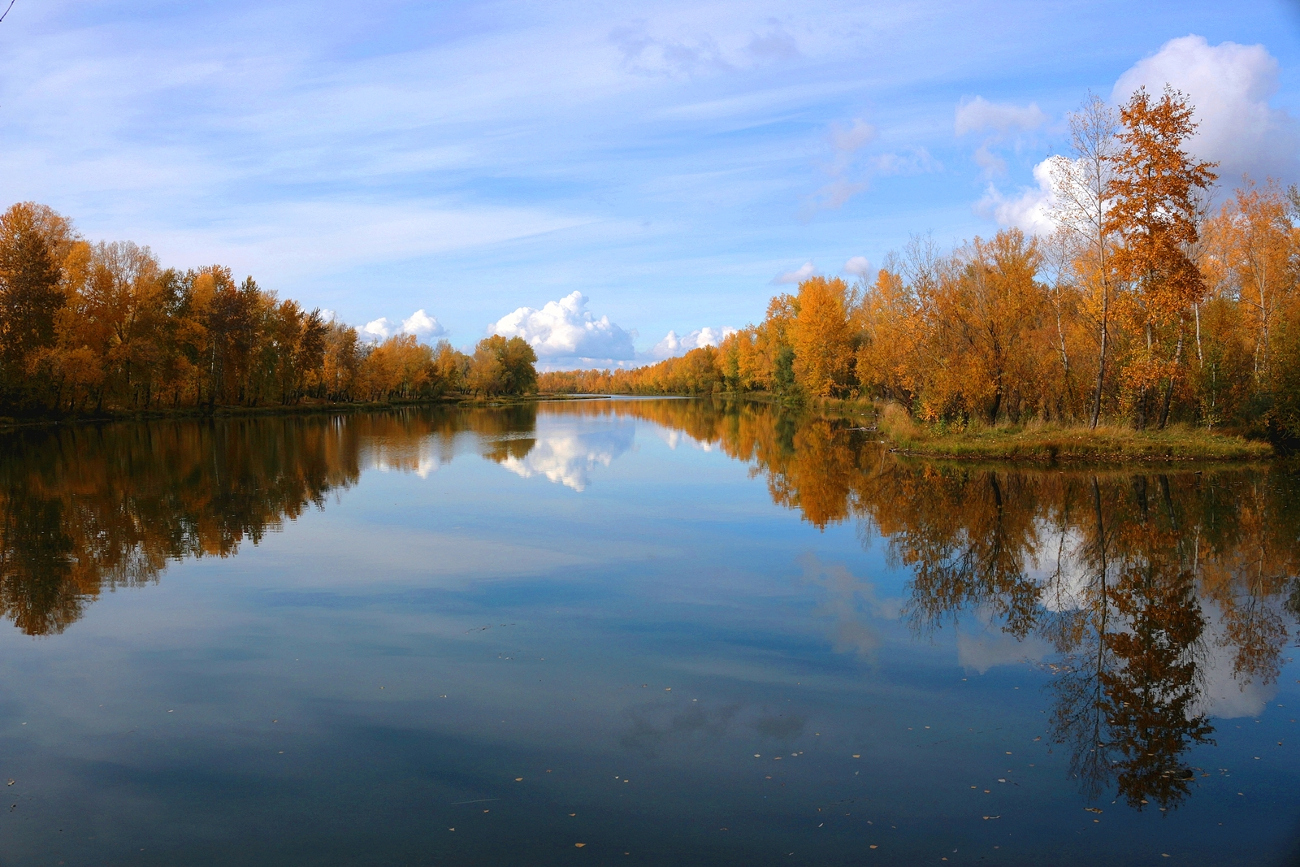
[1091, 306, 1107, 429]
[1157, 322, 1185, 430]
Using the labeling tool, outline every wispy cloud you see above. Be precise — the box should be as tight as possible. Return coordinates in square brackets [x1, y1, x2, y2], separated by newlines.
[955, 96, 1048, 177]
[772, 261, 818, 284]
[954, 96, 1047, 136]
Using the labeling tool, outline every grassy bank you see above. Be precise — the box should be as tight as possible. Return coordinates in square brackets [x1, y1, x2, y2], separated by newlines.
[873, 403, 1271, 462]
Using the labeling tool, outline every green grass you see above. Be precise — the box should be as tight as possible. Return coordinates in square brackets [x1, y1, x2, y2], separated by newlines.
[875, 403, 1271, 462]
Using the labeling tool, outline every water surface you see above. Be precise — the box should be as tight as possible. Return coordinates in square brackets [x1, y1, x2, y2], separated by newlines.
[0, 399, 1297, 865]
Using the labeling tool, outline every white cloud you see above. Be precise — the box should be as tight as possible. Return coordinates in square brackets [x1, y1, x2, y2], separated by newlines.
[976, 156, 1065, 235]
[359, 308, 447, 341]
[954, 96, 1048, 136]
[843, 256, 873, 278]
[649, 326, 738, 359]
[1113, 35, 1300, 184]
[491, 291, 635, 361]
[772, 261, 817, 285]
[400, 309, 447, 339]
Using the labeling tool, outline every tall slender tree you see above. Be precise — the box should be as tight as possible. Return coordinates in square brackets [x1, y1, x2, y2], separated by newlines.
[1104, 87, 1217, 428]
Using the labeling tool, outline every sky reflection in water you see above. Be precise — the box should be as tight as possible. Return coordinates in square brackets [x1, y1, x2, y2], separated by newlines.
[0, 399, 1297, 866]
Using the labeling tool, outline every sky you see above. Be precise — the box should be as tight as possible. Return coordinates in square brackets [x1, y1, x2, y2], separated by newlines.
[1, 0, 1298, 368]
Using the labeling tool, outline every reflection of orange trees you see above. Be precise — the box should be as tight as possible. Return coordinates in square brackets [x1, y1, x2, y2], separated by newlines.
[598, 400, 1297, 809]
[0, 419, 364, 634]
[0, 407, 551, 636]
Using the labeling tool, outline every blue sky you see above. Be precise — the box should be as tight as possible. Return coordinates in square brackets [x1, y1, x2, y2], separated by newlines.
[2, 1, 1298, 366]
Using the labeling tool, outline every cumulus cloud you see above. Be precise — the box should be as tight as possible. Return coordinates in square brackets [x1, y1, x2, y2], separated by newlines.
[976, 155, 1068, 235]
[772, 261, 817, 284]
[1114, 35, 1300, 184]
[649, 326, 738, 359]
[360, 308, 447, 342]
[954, 96, 1048, 136]
[491, 291, 636, 361]
[843, 256, 873, 278]
[401, 309, 447, 338]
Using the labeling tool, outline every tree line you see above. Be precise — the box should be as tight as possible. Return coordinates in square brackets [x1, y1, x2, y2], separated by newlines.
[0, 213, 539, 415]
[542, 87, 1300, 438]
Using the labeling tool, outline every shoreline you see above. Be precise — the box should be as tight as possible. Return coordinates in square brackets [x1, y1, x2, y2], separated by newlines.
[3, 392, 1279, 463]
[0, 393, 610, 433]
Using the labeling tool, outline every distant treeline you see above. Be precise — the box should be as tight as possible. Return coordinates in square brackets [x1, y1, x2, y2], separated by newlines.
[541, 88, 1300, 437]
[0, 209, 538, 415]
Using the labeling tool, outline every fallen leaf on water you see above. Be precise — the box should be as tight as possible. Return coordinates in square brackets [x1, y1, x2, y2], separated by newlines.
[569, 813, 576, 817]
[852, 754, 861, 759]
[515, 778, 523, 782]
[869, 845, 878, 849]
[575, 843, 586, 848]
[982, 815, 1000, 820]
[1085, 808, 1102, 814]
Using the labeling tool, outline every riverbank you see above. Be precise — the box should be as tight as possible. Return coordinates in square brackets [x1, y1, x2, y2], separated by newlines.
[0, 393, 609, 432]
[868, 402, 1272, 462]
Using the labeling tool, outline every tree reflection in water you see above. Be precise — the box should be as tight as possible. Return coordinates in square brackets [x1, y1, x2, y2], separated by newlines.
[0, 407, 540, 635]
[1, 398, 1297, 813]
[584, 399, 1300, 811]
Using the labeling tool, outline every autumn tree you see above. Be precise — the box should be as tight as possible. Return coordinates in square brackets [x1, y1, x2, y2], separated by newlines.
[1203, 181, 1297, 385]
[468, 335, 538, 396]
[789, 276, 855, 397]
[1105, 86, 1217, 428]
[0, 203, 76, 407]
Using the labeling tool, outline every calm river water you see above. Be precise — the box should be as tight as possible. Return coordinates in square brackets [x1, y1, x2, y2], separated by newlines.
[0, 398, 1297, 866]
